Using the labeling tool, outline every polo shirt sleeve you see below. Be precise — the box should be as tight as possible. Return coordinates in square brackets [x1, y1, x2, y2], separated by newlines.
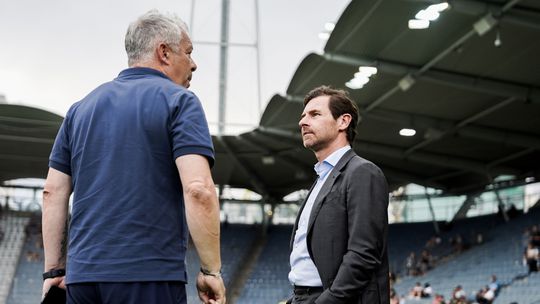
[49, 110, 72, 176]
[170, 91, 215, 168]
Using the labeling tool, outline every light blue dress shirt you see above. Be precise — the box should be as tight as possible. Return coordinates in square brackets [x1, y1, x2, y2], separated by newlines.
[289, 145, 351, 286]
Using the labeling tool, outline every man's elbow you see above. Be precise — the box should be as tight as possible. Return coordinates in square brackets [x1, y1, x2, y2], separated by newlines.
[42, 180, 70, 205]
[184, 180, 217, 207]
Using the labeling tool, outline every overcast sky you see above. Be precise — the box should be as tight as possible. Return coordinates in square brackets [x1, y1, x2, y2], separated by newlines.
[0, 0, 349, 134]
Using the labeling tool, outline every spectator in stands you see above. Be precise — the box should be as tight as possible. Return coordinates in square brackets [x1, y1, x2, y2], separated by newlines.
[406, 251, 417, 276]
[530, 224, 540, 247]
[418, 249, 433, 274]
[432, 294, 446, 304]
[425, 236, 437, 249]
[389, 271, 397, 287]
[450, 285, 467, 304]
[483, 285, 495, 303]
[288, 86, 389, 304]
[422, 282, 433, 298]
[476, 232, 484, 245]
[409, 282, 423, 299]
[42, 10, 225, 304]
[390, 288, 399, 304]
[488, 274, 500, 296]
[524, 241, 539, 273]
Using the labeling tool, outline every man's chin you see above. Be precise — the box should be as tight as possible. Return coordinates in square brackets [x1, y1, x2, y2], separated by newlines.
[303, 141, 315, 150]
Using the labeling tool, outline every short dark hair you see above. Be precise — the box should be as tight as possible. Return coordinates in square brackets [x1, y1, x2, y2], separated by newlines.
[303, 85, 360, 144]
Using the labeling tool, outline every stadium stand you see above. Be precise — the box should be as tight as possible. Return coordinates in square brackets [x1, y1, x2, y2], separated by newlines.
[0, 207, 538, 304]
[393, 207, 540, 303]
[0, 213, 29, 304]
[186, 223, 259, 304]
[236, 225, 292, 304]
[6, 230, 42, 304]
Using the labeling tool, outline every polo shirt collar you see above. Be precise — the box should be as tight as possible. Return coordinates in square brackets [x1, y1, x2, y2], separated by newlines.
[117, 67, 171, 81]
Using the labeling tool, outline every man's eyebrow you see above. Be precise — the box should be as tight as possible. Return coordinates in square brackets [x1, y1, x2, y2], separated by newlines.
[300, 109, 320, 118]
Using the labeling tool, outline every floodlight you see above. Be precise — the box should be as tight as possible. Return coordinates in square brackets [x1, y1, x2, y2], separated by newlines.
[358, 66, 378, 76]
[416, 9, 440, 21]
[399, 128, 416, 136]
[428, 2, 449, 12]
[408, 19, 430, 29]
[345, 80, 364, 90]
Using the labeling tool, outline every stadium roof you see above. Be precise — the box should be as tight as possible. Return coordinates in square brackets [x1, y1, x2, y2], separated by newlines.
[213, 0, 540, 198]
[0, 104, 63, 181]
[2, 0, 540, 200]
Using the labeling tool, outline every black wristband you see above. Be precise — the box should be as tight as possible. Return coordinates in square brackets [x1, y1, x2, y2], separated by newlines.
[43, 268, 66, 280]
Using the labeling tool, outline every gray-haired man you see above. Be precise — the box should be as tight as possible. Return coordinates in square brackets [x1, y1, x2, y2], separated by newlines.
[42, 10, 225, 304]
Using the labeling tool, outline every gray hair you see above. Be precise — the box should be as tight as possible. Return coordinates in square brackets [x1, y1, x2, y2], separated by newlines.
[125, 10, 189, 66]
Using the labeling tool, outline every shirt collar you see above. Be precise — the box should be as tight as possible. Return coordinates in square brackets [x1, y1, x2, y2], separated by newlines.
[314, 145, 351, 179]
[117, 67, 171, 81]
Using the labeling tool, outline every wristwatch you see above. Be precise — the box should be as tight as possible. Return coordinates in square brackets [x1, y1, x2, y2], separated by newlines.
[200, 267, 222, 278]
[43, 268, 66, 280]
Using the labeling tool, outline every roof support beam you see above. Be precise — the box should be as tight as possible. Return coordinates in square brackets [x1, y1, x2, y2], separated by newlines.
[405, 97, 517, 154]
[0, 154, 49, 162]
[0, 134, 54, 144]
[487, 147, 535, 168]
[321, 52, 540, 104]
[448, 0, 540, 31]
[284, 94, 540, 150]
[380, 166, 448, 190]
[257, 127, 519, 176]
[457, 127, 540, 150]
[238, 133, 314, 174]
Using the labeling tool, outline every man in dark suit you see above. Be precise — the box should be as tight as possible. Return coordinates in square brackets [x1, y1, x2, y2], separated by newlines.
[288, 86, 390, 304]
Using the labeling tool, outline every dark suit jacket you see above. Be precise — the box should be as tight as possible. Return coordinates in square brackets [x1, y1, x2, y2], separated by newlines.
[290, 149, 390, 304]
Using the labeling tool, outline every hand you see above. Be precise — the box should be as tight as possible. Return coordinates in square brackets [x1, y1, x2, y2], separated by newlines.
[42, 276, 66, 300]
[196, 272, 226, 304]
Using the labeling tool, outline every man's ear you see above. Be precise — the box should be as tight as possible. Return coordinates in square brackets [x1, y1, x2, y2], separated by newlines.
[338, 113, 352, 131]
[157, 43, 170, 64]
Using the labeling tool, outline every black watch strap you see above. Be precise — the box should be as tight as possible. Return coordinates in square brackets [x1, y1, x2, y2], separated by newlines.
[43, 268, 66, 280]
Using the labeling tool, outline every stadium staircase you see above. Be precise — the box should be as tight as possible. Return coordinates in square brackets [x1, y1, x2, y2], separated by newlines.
[6, 232, 42, 304]
[0, 213, 29, 304]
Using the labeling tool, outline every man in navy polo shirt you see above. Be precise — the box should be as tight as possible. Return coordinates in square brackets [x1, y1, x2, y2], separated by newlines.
[41, 10, 225, 304]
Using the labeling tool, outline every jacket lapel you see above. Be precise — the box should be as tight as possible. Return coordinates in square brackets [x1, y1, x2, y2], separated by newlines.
[306, 149, 356, 236]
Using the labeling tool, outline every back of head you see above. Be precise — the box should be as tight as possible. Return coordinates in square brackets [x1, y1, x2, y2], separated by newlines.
[125, 10, 188, 66]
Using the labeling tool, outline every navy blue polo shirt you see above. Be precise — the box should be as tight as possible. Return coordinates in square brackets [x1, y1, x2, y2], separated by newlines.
[49, 67, 214, 284]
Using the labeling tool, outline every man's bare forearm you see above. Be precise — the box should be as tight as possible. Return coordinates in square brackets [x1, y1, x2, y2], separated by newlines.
[184, 181, 221, 272]
[42, 168, 72, 271]
[176, 155, 222, 272]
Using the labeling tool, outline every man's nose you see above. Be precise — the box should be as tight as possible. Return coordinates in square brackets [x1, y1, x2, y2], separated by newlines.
[298, 117, 306, 127]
